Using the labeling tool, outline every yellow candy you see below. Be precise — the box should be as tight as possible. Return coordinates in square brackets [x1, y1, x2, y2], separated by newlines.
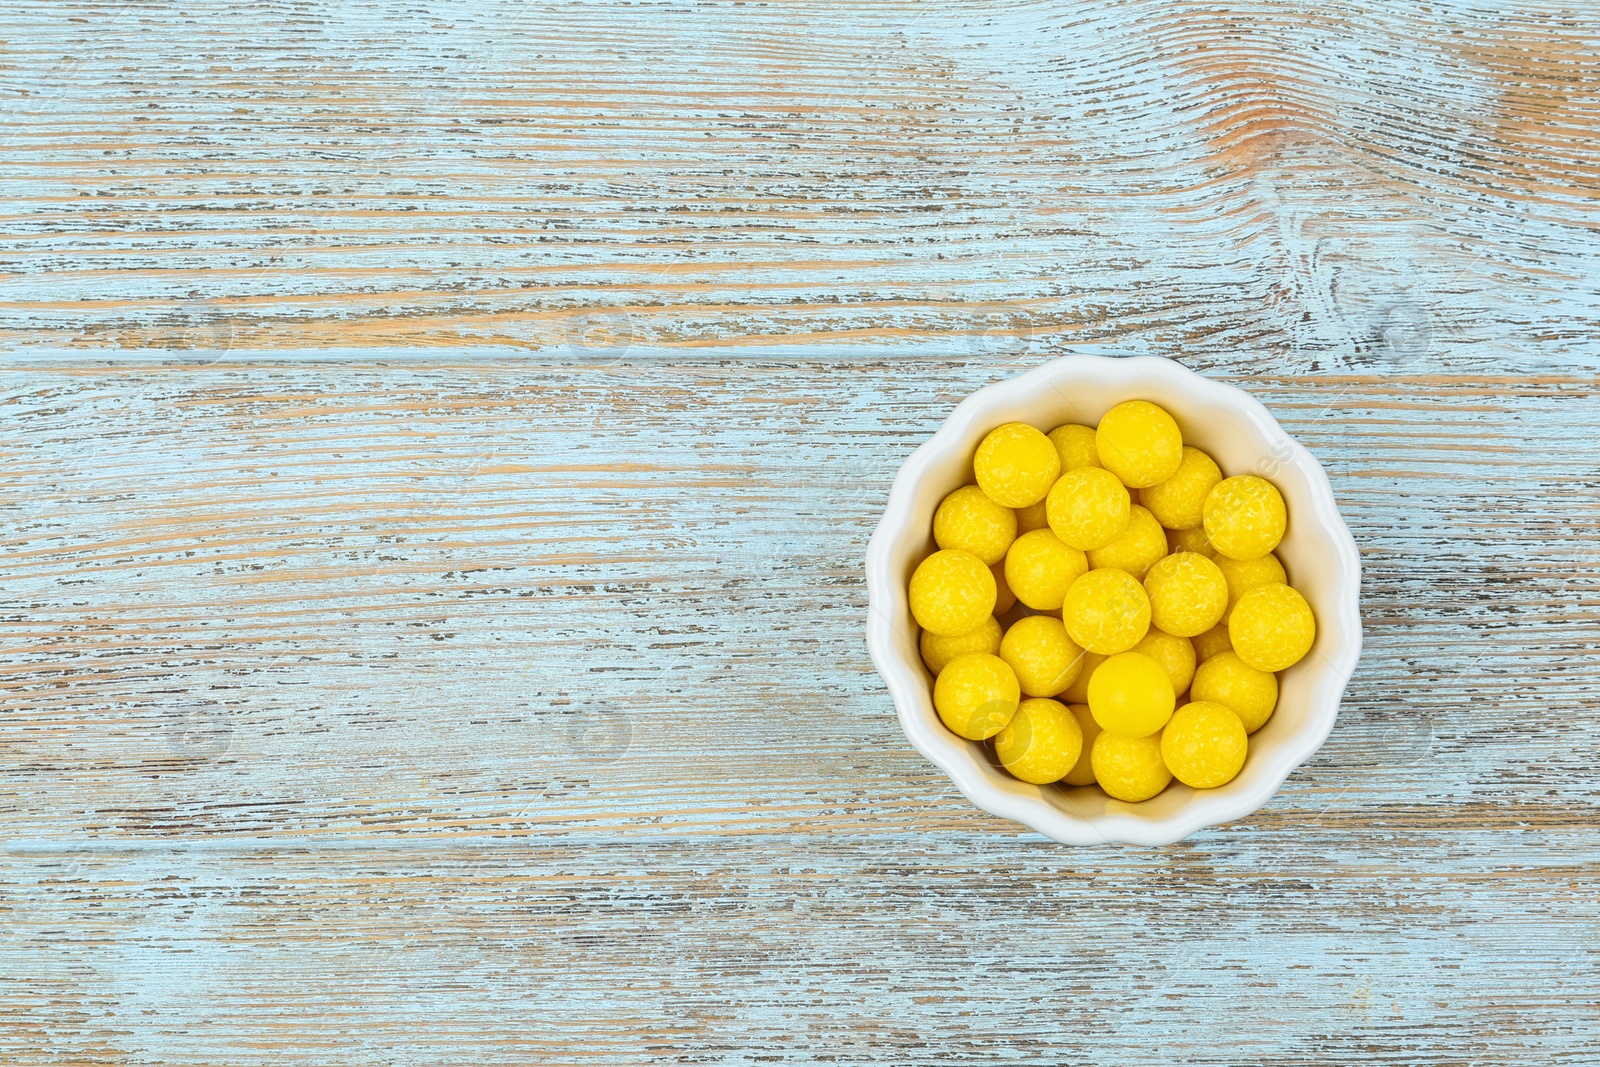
[1091, 731, 1171, 802]
[1190, 650, 1278, 733]
[1143, 551, 1228, 638]
[999, 615, 1085, 697]
[1059, 650, 1106, 705]
[1087, 650, 1175, 737]
[974, 423, 1061, 508]
[1140, 446, 1221, 530]
[932, 653, 1020, 740]
[1203, 475, 1287, 561]
[1003, 528, 1088, 611]
[1131, 627, 1197, 695]
[933, 485, 1017, 566]
[1167, 525, 1217, 558]
[1192, 621, 1232, 662]
[1015, 500, 1050, 533]
[920, 615, 1002, 676]
[1047, 423, 1100, 471]
[909, 549, 996, 636]
[1215, 551, 1287, 623]
[1060, 703, 1102, 785]
[991, 564, 1016, 615]
[1087, 504, 1167, 581]
[1230, 582, 1315, 672]
[1096, 400, 1184, 488]
[1046, 467, 1131, 551]
[1062, 567, 1151, 654]
[1161, 701, 1248, 789]
[994, 697, 1083, 784]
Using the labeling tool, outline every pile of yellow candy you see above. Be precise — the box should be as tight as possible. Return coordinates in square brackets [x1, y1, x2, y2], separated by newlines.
[909, 401, 1316, 803]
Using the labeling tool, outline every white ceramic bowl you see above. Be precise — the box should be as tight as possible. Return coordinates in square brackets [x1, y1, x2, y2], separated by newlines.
[866, 354, 1362, 845]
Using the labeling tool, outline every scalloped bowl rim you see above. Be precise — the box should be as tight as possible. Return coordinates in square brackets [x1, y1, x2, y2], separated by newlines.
[865, 354, 1362, 846]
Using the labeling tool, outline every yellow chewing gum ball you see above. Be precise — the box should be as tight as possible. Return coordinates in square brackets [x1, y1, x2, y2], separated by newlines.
[909, 549, 996, 636]
[1061, 703, 1102, 786]
[975, 423, 1061, 507]
[1191, 621, 1232, 662]
[1096, 400, 1184, 488]
[1143, 551, 1229, 638]
[1047, 423, 1101, 471]
[1167, 525, 1217, 558]
[1203, 475, 1287, 561]
[933, 485, 1017, 566]
[1229, 583, 1316, 672]
[1087, 650, 1176, 737]
[1004, 528, 1088, 611]
[1059, 650, 1106, 705]
[1140, 446, 1221, 530]
[1015, 500, 1050, 533]
[920, 615, 1002, 676]
[1161, 701, 1248, 789]
[933, 653, 1020, 740]
[999, 615, 1085, 697]
[1087, 505, 1168, 581]
[994, 697, 1084, 785]
[1215, 552, 1287, 623]
[1190, 650, 1278, 733]
[1046, 467, 1131, 551]
[1062, 567, 1152, 654]
[1131, 627, 1197, 695]
[1091, 731, 1172, 802]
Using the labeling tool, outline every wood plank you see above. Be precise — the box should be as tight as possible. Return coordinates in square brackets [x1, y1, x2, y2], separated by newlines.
[1, 2, 1596, 369]
[3, 363, 1597, 1065]
[4, 0, 1600, 1061]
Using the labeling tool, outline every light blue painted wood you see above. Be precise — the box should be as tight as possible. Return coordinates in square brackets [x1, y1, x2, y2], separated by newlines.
[2, 1, 1599, 1064]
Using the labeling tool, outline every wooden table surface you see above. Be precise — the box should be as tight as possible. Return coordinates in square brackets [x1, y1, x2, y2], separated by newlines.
[3, 2, 1598, 1064]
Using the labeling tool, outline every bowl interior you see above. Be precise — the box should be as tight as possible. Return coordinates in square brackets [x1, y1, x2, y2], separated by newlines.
[871, 356, 1360, 844]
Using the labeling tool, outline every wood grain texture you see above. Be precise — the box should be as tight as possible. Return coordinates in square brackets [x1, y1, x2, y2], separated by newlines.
[2, 0, 1598, 367]
[3, 1, 1600, 1065]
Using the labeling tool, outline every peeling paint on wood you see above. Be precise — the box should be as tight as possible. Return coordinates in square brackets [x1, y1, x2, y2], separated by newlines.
[2, 1, 1599, 1065]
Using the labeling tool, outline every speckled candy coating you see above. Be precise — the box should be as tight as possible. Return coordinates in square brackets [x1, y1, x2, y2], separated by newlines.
[1063, 567, 1152, 654]
[998, 615, 1085, 697]
[1140, 445, 1221, 531]
[1014, 500, 1050, 533]
[1046, 466, 1131, 551]
[919, 615, 1002, 676]
[932, 652, 1020, 741]
[1143, 551, 1229, 638]
[994, 697, 1083, 784]
[933, 484, 1017, 565]
[909, 548, 997, 636]
[1087, 504, 1168, 581]
[1047, 423, 1101, 471]
[1230, 582, 1316, 672]
[1215, 551, 1287, 622]
[1191, 621, 1233, 663]
[1130, 627, 1197, 696]
[1004, 528, 1088, 611]
[974, 422, 1061, 507]
[1191, 650, 1279, 734]
[1203, 475, 1287, 562]
[1091, 731, 1172, 803]
[1161, 701, 1248, 789]
[1096, 400, 1183, 488]
[1167, 524, 1217, 558]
